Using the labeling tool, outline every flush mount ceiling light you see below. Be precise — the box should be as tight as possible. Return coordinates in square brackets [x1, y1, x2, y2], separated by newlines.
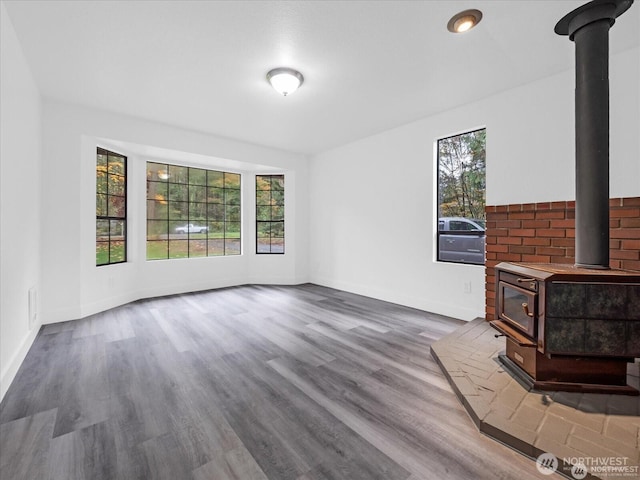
[447, 9, 483, 33]
[266, 67, 304, 96]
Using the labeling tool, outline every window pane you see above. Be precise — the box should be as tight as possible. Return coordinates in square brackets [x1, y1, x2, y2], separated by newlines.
[170, 220, 189, 236]
[257, 239, 271, 253]
[190, 185, 207, 203]
[256, 176, 271, 190]
[107, 195, 126, 218]
[169, 240, 189, 258]
[169, 202, 189, 220]
[147, 162, 169, 182]
[225, 222, 240, 237]
[97, 171, 107, 194]
[208, 170, 224, 187]
[147, 240, 168, 260]
[257, 222, 271, 238]
[271, 222, 284, 238]
[189, 202, 207, 221]
[271, 176, 284, 191]
[96, 241, 110, 265]
[147, 240, 169, 260]
[225, 205, 240, 222]
[168, 183, 188, 202]
[147, 220, 168, 240]
[208, 239, 225, 256]
[97, 193, 108, 216]
[110, 219, 125, 240]
[271, 205, 284, 221]
[97, 219, 110, 238]
[207, 204, 225, 221]
[189, 240, 207, 257]
[189, 168, 207, 186]
[207, 187, 224, 203]
[109, 174, 125, 196]
[168, 165, 188, 183]
[97, 151, 108, 169]
[256, 206, 271, 221]
[110, 241, 125, 263]
[256, 190, 271, 205]
[147, 200, 168, 220]
[225, 189, 241, 206]
[207, 222, 224, 237]
[147, 181, 168, 201]
[224, 172, 240, 189]
[225, 239, 241, 255]
[271, 189, 284, 205]
[109, 155, 125, 175]
[271, 238, 285, 254]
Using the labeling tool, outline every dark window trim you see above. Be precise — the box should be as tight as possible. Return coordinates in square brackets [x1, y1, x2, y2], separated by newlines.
[256, 174, 285, 255]
[97, 147, 127, 266]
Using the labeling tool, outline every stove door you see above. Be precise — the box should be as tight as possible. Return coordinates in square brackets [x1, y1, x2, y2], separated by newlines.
[498, 281, 537, 338]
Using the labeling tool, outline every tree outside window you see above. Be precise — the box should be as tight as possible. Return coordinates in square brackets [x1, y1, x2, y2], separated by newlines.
[437, 129, 486, 265]
[146, 162, 241, 260]
[256, 175, 284, 254]
[96, 147, 127, 266]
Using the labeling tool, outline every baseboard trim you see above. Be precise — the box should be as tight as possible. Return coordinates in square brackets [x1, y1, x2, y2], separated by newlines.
[0, 323, 40, 402]
[309, 276, 480, 321]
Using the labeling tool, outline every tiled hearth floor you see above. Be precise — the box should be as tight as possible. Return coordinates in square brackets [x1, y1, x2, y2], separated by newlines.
[431, 319, 640, 480]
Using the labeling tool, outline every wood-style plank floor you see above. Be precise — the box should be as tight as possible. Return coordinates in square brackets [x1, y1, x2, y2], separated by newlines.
[0, 284, 557, 479]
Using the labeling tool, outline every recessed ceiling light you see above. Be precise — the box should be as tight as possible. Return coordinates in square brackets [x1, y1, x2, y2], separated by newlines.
[447, 9, 483, 33]
[266, 67, 304, 96]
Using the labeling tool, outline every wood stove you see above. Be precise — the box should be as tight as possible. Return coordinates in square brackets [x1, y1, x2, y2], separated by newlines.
[490, 0, 638, 395]
[491, 262, 640, 395]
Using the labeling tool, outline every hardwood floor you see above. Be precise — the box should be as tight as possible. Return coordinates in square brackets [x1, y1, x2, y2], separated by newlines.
[0, 284, 557, 479]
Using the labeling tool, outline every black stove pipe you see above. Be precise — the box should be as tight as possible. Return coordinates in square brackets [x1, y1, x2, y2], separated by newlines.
[555, 0, 634, 270]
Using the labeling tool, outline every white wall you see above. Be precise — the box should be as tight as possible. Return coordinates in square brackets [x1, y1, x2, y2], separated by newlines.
[487, 46, 639, 206]
[0, 2, 43, 399]
[309, 46, 639, 321]
[41, 101, 309, 324]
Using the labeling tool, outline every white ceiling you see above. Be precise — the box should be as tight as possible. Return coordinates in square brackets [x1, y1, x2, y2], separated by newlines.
[4, 0, 639, 155]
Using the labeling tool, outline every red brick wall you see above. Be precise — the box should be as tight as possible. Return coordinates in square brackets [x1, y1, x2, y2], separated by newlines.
[484, 197, 640, 320]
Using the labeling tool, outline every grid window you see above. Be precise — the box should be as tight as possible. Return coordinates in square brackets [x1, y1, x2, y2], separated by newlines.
[96, 148, 127, 266]
[256, 175, 285, 254]
[146, 162, 241, 260]
[437, 128, 486, 265]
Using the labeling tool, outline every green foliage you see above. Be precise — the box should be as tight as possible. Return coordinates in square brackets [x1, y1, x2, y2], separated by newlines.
[96, 148, 127, 265]
[256, 175, 285, 253]
[438, 129, 486, 220]
[145, 162, 242, 260]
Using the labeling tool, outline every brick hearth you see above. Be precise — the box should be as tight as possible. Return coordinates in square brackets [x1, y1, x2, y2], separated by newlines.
[484, 197, 640, 321]
[431, 319, 640, 480]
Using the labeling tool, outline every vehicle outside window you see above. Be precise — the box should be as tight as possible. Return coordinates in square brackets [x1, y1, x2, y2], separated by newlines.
[174, 224, 209, 234]
[438, 217, 485, 265]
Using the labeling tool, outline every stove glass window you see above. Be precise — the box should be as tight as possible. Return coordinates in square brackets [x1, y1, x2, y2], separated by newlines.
[499, 282, 536, 337]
